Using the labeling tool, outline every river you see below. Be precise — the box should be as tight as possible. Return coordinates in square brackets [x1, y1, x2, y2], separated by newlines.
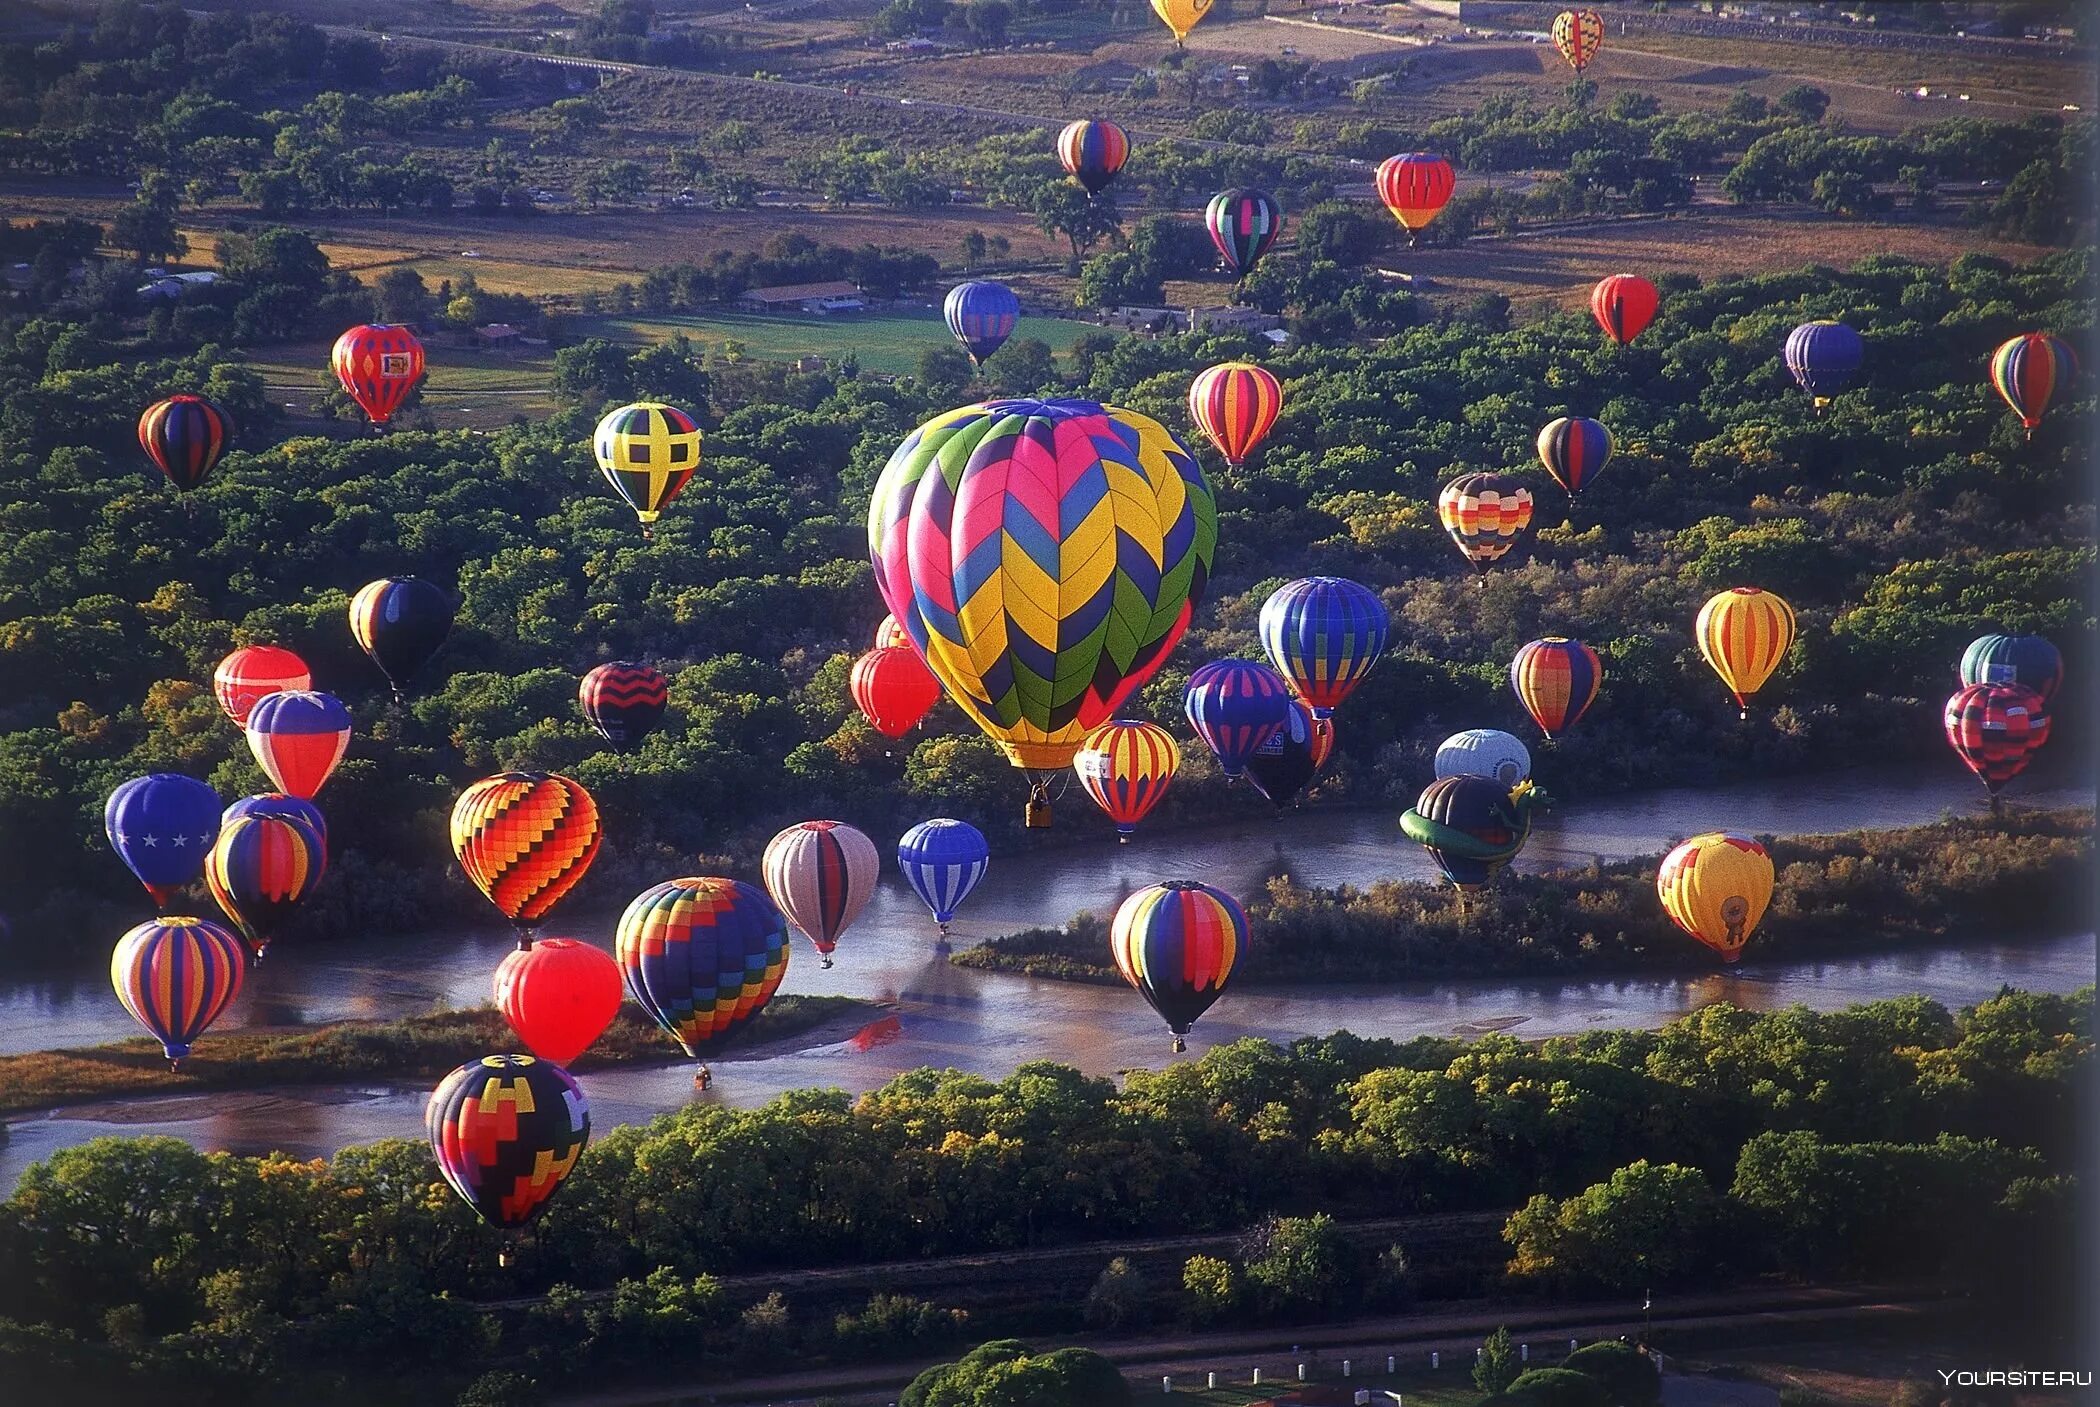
[2, 761, 2092, 1187]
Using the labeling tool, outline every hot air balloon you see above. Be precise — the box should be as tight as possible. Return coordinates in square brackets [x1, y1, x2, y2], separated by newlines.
[224, 793, 326, 852]
[1439, 472, 1535, 569]
[137, 394, 231, 494]
[426, 1054, 589, 1243]
[212, 645, 311, 727]
[1552, 8, 1603, 72]
[205, 813, 325, 960]
[1657, 832, 1773, 964]
[850, 646, 942, 740]
[762, 821, 879, 968]
[1960, 633, 2062, 703]
[1150, 0, 1215, 43]
[1187, 362, 1282, 468]
[1244, 699, 1324, 811]
[1400, 775, 1550, 895]
[1375, 153, 1455, 247]
[1058, 119, 1129, 195]
[1945, 683, 2050, 809]
[1990, 332, 2077, 438]
[1695, 587, 1796, 719]
[868, 398, 1216, 827]
[594, 402, 702, 537]
[618, 877, 791, 1057]
[451, 773, 602, 944]
[494, 938, 624, 1066]
[1435, 729, 1532, 789]
[1184, 660, 1293, 780]
[943, 280, 1019, 366]
[1535, 416, 1614, 500]
[1510, 637, 1602, 738]
[1074, 720, 1181, 841]
[105, 775, 222, 909]
[1111, 880, 1246, 1053]
[245, 691, 352, 799]
[578, 661, 669, 749]
[111, 916, 247, 1067]
[1784, 319, 1863, 409]
[874, 614, 911, 650]
[1205, 188, 1282, 277]
[897, 819, 989, 935]
[1591, 274, 1659, 346]
[332, 323, 425, 426]
[1257, 576, 1390, 718]
[348, 576, 454, 702]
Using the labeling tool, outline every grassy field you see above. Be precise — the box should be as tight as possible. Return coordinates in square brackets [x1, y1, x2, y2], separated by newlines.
[585, 307, 1110, 376]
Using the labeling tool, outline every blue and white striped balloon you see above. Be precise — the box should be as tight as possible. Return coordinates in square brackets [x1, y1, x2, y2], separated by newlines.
[898, 819, 990, 933]
[1434, 729, 1532, 789]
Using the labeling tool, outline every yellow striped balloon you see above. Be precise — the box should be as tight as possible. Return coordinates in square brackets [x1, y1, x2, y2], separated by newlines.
[1150, 0, 1215, 42]
[1073, 720, 1181, 841]
[110, 916, 247, 1067]
[1694, 587, 1796, 719]
[1188, 362, 1283, 468]
[1657, 832, 1773, 964]
[594, 402, 702, 537]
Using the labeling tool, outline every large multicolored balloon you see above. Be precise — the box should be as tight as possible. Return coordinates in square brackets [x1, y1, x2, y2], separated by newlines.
[1945, 683, 2050, 802]
[1184, 660, 1294, 780]
[1150, 0, 1215, 42]
[617, 877, 790, 1056]
[494, 938, 624, 1066]
[426, 1055, 590, 1234]
[1657, 832, 1773, 964]
[1511, 637, 1602, 738]
[1439, 472, 1535, 569]
[1074, 720, 1180, 841]
[1990, 332, 2077, 437]
[868, 398, 1216, 824]
[897, 819, 989, 934]
[943, 280, 1019, 366]
[1244, 699, 1324, 811]
[1058, 119, 1129, 195]
[451, 773, 602, 942]
[1695, 587, 1796, 719]
[1536, 416, 1614, 499]
[850, 646, 942, 740]
[762, 820, 879, 968]
[1376, 153, 1455, 246]
[1401, 776, 1549, 893]
[224, 793, 326, 852]
[1784, 319, 1863, 409]
[138, 394, 231, 493]
[110, 916, 246, 1067]
[1435, 729, 1532, 789]
[594, 402, 701, 536]
[1959, 633, 2062, 703]
[332, 324, 425, 426]
[205, 813, 325, 960]
[212, 645, 310, 727]
[1257, 576, 1390, 718]
[1205, 188, 1283, 277]
[105, 775, 222, 908]
[1552, 8, 1603, 71]
[349, 576, 454, 702]
[1187, 362, 1282, 468]
[1591, 274, 1659, 346]
[1110, 881, 1247, 1053]
[578, 661, 669, 749]
[245, 691, 352, 799]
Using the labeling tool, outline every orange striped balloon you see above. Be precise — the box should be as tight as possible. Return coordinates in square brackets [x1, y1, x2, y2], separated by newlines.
[1510, 637, 1602, 738]
[1552, 9, 1603, 72]
[1187, 363, 1282, 468]
[1376, 153, 1456, 246]
[110, 916, 247, 1067]
[1073, 719, 1181, 841]
[1694, 587, 1796, 719]
[450, 772, 602, 940]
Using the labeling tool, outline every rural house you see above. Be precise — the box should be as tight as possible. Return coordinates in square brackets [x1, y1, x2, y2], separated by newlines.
[737, 281, 866, 315]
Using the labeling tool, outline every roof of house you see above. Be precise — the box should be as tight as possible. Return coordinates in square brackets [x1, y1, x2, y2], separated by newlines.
[742, 280, 861, 303]
[476, 323, 523, 339]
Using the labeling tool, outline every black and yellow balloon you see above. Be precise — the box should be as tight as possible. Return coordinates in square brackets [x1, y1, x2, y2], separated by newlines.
[593, 402, 702, 537]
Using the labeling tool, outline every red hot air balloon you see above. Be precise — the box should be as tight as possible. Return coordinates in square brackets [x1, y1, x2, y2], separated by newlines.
[494, 938, 625, 1066]
[245, 691, 353, 799]
[138, 394, 232, 494]
[332, 324, 425, 426]
[1187, 362, 1283, 468]
[1376, 153, 1455, 247]
[850, 646, 942, 740]
[213, 645, 311, 727]
[1591, 274, 1659, 346]
[1945, 683, 2050, 812]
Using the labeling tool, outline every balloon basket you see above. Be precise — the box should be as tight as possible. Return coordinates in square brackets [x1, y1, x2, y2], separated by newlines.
[1025, 797, 1052, 829]
[1171, 1036, 1186, 1054]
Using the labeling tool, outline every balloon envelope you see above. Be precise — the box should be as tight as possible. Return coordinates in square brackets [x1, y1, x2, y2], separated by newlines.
[244, 691, 352, 798]
[450, 773, 602, 935]
[224, 793, 326, 852]
[349, 577, 454, 698]
[1205, 189, 1282, 276]
[762, 821, 879, 964]
[1376, 153, 1455, 240]
[1990, 332, 2077, 432]
[943, 281, 1019, 365]
[1400, 775, 1542, 890]
[1150, 0, 1216, 41]
[1784, 320, 1863, 405]
[1959, 633, 2062, 703]
[205, 814, 325, 957]
[897, 819, 990, 928]
[105, 774, 222, 907]
[213, 645, 311, 727]
[1435, 729, 1532, 789]
[1110, 880, 1247, 1050]
[850, 646, 941, 740]
[1694, 587, 1797, 714]
[1184, 660, 1293, 779]
[1058, 119, 1129, 194]
[1187, 362, 1282, 468]
[1439, 473, 1534, 567]
[617, 877, 790, 1056]
[1944, 683, 2049, 796]
[1510, 638, 1602, 737]
[425, 1055, 589, 1230]
[1591, 274, 1659, 345]
[1552, 8, 1603, 70]
[1536, 417, 1614, 498]
[594, 402, 702, 528]
[578, 661, 669, 749]
[138, 394, 231, 492]
[110, 916, 246, 1064]
[1244, 700, 1323, 810]
[1257, 576, 1389, 717]
[495, 938, 624, 1066]
[332, 324, 424, 425]
[1073, 720, 1181, 839]
[1658, 832, 1773, 964]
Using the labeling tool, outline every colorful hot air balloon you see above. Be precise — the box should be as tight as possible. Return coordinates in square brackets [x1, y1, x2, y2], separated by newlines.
[1510, 637, 1602, 738]
[494, 938, 624, 1066]
[1187, 362, 1282, 468]
[617, 877, 791, 1057]
[1073, 720, 1181, 841]
[1695, 587, 1796, 719]
[1375, 153, 1455, 246]
[1784, 319, 1863, 409]
[874, 614, 911, 650]
[1945, 683, 2050, 806]
[137, 394, 231, 494]
[1657, 832, 1773, 964]
[105, 775, 222, 909]
[897, 819, 990, 934]
[245, 691, 352, 799]
[1058, 119, 1129, 195]
[1435, 729, 1532, 789]
[110, 916, 247, 1067]
[1439, 472, 1535, 569]
[1244, 699, 1324, 811]
[1990, 332, 2077, 437]
[1960, 633, 2062, 703]
[762, 820, 879, 968]
[224, 791, 325, 846]
[212, 645, 310, 727]
[1535, 416, 1614, 499]
[451, 773, 602, 943]
[943, 280, 1020, 366]
[348, 576, 454, 702]
[868, 398, 1216, 826]
[850, 646, 942, 740]
[425, 1054, 589, 1236]
[578, 661, 669, 749]
[594, 402, 702, 536]
[331, 323, 425, 426]
[1205, 188, 1283, 277]
[1591, 274, 1659, 346]
[1111, 881, 1246, 1053]
[1150, 0, 1215, 43]
[1552, 8, 1603, 72]
[205, 813, 325, 960]
[1256, 576, 1390, 718]
[1400, 775, 1550, 894]
[1184, 660, 1293, 780]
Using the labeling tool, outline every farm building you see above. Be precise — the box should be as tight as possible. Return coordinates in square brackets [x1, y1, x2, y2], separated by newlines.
[1102, 306, 1180, 333]
[1191, 305, 1285, 335]
[737, 281, 866, 315]
[135, 270, 220, 300]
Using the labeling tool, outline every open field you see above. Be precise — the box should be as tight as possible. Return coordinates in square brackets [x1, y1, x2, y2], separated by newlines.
[585, 307, 1109, 376]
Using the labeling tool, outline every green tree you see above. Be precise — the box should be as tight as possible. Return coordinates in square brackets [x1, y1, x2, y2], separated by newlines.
[1503, 1161, 1718, 1291]
[1476, 1326, 1520, 1395]
[1032, 180, 1121, 264]
[1241, 1213, 1353, 1318]
[1082, 1257, 1148, 1331]
[1506, 1367, 1612, 1407]
[1182, 1254, 1239, 1327]
[1561, 1341, 1661, 1407]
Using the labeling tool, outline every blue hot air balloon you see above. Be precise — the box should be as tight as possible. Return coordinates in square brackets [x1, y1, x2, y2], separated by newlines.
[1184, 660, 1294, 780]
[897, 819, 990, 935]
[943, 281, 1020, 366]
[105, 774, 223, 909]
[1256, 576, 1390, 718]
[1784, 319, 1863, 408]
[223, 793, 328, 852]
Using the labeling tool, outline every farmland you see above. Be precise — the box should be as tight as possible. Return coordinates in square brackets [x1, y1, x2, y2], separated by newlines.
[583, 307, 1109, 376]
